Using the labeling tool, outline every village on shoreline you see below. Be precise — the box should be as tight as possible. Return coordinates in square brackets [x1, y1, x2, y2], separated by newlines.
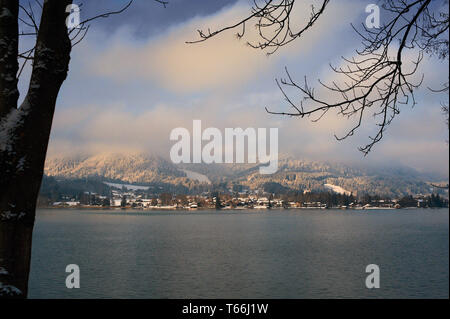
[43, 187, 449, 211]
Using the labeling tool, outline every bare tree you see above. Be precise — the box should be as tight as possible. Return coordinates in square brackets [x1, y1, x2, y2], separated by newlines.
[190, 0, 449, 155]
[0, 0, 164, 299]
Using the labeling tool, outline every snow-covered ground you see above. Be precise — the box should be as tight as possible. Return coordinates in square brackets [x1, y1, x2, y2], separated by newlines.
[181, 169, 211, 184]
[324, 183, 352, 196]
[103, 182, 150, 191]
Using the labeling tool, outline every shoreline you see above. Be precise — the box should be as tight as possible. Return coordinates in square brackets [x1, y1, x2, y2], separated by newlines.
[37, 206, 447, 211]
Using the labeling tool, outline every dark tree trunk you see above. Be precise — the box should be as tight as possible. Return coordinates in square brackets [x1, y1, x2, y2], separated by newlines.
[0, 0, 72, 298]
[0, 0, 19, 118]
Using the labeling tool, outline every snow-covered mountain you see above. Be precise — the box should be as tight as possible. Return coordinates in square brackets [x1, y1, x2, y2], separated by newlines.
[45, 152, 185, 184]
[44, 152, 447, 197]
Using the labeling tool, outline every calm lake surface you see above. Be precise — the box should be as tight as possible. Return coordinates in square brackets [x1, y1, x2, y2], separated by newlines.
[28, 208, 449, 299]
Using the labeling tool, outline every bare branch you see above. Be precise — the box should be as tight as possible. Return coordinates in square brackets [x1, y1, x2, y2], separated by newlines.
[265, 0, 448, 154]
[187, 0, 329, 55]
[189, 0, 448, 154]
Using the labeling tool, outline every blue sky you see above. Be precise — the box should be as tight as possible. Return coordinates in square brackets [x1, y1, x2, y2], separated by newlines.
[77, 0, 239, 38]
[20, 0, 448, 177]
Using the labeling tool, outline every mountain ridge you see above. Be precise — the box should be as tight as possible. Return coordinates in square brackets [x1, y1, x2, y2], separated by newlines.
[44, 152, 448, 197]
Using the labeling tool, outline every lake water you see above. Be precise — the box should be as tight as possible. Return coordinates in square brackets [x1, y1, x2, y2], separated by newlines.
[28, 208, 449, 299]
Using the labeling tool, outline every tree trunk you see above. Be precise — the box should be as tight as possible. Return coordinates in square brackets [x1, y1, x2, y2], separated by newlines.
[0, 222, 33, 297]
[0, 0, 72, 298]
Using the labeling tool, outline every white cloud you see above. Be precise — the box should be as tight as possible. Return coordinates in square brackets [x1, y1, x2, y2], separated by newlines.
[48, 0, 449, 177]
[85, 0, 357, 93]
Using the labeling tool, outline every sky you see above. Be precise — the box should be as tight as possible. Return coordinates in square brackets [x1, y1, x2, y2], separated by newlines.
[18, 0, 449, 177]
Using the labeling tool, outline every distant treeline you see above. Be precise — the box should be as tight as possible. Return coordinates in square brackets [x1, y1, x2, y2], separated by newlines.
[38, 175, 206, 205]
[278, 191, 447, 208]
[279, 191, 356, 207]
[398, 194, 448, 208]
